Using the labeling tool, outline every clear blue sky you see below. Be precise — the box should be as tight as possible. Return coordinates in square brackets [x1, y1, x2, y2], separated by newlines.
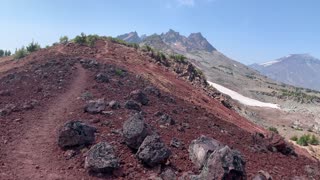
[0, 0, 319, 64]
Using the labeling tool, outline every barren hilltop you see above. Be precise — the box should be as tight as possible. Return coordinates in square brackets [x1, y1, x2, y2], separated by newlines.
[0, 36, 320, 179]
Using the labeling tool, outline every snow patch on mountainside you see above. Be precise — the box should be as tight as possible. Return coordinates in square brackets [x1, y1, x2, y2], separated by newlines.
[260, 60, 281, 67]
[208, 81, 280, 109]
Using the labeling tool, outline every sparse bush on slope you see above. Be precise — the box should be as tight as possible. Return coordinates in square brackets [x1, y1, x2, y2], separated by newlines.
[26, 41, 41, 53]
[296, 134, 319, 146]
[14, 47, 28, 59]
[59, 36, 69, 44]
[268, 127, 279, 134]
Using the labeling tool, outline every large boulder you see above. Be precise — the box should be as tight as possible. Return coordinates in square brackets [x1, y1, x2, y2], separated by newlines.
[196, 146, 246, 180]
[84, 99, 106, 114]
[129, 90, 149, 105]
[58, 121, 96, 148]
[124, 100, 141, 111]
[122, 114, 149, 149]
[136, 135, 171, 167]
[252, 133, 296, 156]
[85, 142, 120, 173]
[188, 135, 222, 169]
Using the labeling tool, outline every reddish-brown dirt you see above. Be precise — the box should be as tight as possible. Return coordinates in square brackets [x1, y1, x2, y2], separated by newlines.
[0, 40, 319, 180]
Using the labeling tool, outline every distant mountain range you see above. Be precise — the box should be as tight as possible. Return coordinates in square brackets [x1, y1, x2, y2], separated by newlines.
[250, 54, 320, 91]
[117, 30, 320, 104]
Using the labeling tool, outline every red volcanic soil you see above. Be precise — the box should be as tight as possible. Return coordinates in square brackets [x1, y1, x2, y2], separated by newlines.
[0, 40, 319, 180]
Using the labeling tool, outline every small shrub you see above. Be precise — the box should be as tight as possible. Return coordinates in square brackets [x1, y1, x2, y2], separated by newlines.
[26, 41, 41, 53]
[14, 47, 28, 59]
[115, 69, 124, 76]
[86, 34, 99, 47]
[297, 134, 310, 146]
[59, 36, 69, 44]
[268, 127, 279, 134]
[170, 54, 187, 64]
[290, 135, 298, 141]
[309, 135, 319, 145]
[73, 32, 87, 45]
[81, 91, 93, 100]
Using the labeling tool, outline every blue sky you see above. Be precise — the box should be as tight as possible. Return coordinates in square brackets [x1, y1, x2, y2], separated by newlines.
[0, 0, 319, 64]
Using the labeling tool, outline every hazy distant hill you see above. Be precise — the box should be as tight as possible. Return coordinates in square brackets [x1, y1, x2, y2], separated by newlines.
[250, 54, 320, 91]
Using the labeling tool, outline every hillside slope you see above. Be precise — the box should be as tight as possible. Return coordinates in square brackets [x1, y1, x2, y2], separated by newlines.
[0, 39, 319, 179]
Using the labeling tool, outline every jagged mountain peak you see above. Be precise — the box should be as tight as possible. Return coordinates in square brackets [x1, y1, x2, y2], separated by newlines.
[116, 31, 141, 43]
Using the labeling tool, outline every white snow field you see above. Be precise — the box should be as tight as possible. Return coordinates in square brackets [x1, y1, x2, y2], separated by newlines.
[208, 81, 280, 109]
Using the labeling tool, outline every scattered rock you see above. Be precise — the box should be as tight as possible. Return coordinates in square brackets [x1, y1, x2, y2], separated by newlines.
[109, 100, 120, 109]
[84, 99, 106, 114]
[85, 142, 120, 173]
[95, 73, 109, 83]
[101, 111, 113, 116]
[22, 100, 39, 110]
[124, 100, 141, 111]
[195, 146, 246, 180]
[122, 114, 149, 149]
[160, 167, 176, 180]
[0, 104, 17, 116]
[253, 170, 272, 180]
[129, 90, 149, 105]
[64, 150, 77, 160]
[154, 111, 164, 117]
[80, 59, 99, 69]
[0, 90, 11, 96]
[158, 114, 175, 125]
[136, 135, 171, 167]
[221, 100, 232, 109]
[90, 119, 101, 124]
[188, 135, 222, 169]
[170, 138, 183, 149]
[144, 86, 161, 97]
[58, 121, 96, 149]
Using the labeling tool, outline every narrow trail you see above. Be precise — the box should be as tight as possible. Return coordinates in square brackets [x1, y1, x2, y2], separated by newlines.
[11, 64, 88, 180]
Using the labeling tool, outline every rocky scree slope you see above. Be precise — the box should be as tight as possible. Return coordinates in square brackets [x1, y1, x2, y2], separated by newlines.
[0, 39, 319, 179]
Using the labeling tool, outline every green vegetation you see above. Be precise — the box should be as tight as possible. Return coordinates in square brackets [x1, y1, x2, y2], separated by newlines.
[268, 126, 279, 134]
[290, 135, 298, 141]
[14, 47, 28, 59]
[114, 69, 124, 76]
[72, 33, 100, 47]
[170, 54, 187, 64]
[73, 33, 87, 45]
[279, 89, 320, 103]
[0, 49, 12, 57]
[59, 36, 69, 44]
[296, 134, 319, 146]
[26, 41, 41, 53]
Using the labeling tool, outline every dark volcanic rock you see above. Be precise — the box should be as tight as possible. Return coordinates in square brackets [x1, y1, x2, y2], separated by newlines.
[109, 100, 120, 109]
[124, 100, 141, 111]
[188, 135, 222, 169]
[136, 135, 171, 167]
[122, 114, 149, 149]
[253, 170, 272, 180]
[158, 114, 175, 125]
[95, 73, 110, 83]
[170, 138, 183, 149]
[85, 142, 120, 173]
[160, 167, 176, 180]
[129, 90, 149, 105]
[58, 121, 96, 148]
[84, 99, 106, 114]
[195, 146, 246, 180]
[144, 86, 161, 97]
